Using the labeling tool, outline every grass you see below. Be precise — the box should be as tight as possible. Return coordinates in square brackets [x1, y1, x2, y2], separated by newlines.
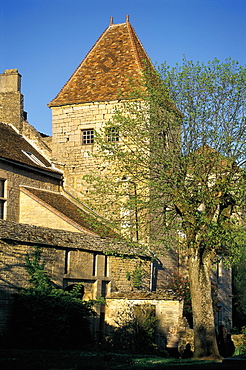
[0, 349, 229, 370]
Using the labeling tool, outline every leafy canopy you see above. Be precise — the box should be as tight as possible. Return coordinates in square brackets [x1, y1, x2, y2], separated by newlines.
[84, 58, 246, 257]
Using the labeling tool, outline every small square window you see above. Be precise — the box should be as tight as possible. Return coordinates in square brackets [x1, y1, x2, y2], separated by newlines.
[82, 129, 94, 145]
[106, 127, 119, 142]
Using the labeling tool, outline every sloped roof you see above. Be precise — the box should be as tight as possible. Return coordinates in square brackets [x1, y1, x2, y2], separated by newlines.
[0, 220, 152, 257]
[20, 186, 116, 238]
[0, 122, 60, 176]
[48, 18, 152, 107]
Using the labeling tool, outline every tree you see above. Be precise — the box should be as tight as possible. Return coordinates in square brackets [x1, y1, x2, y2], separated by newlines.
[232, 242, 246, 328]
[84, 58, 246, 358]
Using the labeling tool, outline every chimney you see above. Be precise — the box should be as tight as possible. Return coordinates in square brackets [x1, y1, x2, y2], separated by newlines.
[0, 69, 21, 93]
[0, 69, 24, 132]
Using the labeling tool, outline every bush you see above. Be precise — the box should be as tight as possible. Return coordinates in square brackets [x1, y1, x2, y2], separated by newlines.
[5, 246, 99, 349]
[111, 304, 158, 354]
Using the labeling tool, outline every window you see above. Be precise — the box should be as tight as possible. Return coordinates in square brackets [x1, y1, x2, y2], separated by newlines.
[0, 179, 6, 219]
[22, 150, 46, 167]
[106, 127, 119, 142]
[82, 129, 94, 145]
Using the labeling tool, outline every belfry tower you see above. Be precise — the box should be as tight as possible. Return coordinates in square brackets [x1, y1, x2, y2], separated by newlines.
[48, 16, 151, 199]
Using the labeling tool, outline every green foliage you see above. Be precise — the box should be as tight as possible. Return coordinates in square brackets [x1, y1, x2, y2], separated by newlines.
[241, 326, 246, 351]
[160, 58, 246, 158]
[233, 326, 246, 355]
[6, 246, 101, 349]
[24, 246, 53, 292]
[126, 265, 145, 289]
[111, 304, 158, 354]
[83, 58, 246, 357]
[84, 58, 246, 254]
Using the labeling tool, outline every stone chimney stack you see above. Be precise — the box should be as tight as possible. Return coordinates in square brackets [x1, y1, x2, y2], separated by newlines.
[0, 69, 24, 132]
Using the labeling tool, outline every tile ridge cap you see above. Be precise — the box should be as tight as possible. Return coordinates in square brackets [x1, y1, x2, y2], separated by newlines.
[126, 21, 142, 73]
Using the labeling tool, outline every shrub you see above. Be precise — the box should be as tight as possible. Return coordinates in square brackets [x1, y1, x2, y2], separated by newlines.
[111, 303, 158, 354]
[6, 246, 100, 349]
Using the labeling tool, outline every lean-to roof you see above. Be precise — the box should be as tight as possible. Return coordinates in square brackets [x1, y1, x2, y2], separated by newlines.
[20, 186, 117, 238]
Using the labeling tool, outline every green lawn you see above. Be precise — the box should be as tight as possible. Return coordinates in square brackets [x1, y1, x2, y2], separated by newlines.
[0, 349, 229, 370]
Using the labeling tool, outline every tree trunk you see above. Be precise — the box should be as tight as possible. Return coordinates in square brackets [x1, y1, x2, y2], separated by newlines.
[188, 250, 221, 359]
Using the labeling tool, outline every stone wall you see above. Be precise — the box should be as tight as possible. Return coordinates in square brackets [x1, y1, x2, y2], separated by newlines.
[0, 220, 194, 350]
[0, 220, 154, 337]
[19, 190, 82, 232]
[0, 69, 52, 157]
[212, 260, 233, 330]
[51, 100, 123, 199]
[105, 296, 184, 350]
[0, 162, 60, 223]
[21, 120, 52, 160]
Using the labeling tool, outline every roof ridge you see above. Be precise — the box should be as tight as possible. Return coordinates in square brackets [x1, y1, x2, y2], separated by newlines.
[126, 22, 142, 73]
[48, 18, 152, 107]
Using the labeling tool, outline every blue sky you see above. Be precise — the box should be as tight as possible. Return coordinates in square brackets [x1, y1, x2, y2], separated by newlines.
[1, 0, 245, 136]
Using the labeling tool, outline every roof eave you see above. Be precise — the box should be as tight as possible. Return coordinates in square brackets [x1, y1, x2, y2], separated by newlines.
[0, 157, 63, 180]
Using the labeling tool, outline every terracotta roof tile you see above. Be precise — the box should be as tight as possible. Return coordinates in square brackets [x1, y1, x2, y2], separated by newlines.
[48, 20, 152, 107]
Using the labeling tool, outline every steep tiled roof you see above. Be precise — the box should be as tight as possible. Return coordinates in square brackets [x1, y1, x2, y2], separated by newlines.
[48, 18, 152, 107]
[20, 186, 116, 238]
[0, 122, 60, 175]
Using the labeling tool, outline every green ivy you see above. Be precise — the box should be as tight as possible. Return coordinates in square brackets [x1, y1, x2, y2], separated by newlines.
[126, 265, 144, 289]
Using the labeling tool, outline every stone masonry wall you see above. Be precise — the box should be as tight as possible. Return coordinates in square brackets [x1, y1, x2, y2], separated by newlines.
[0, 220, 153, 336]
[51, 101, 183, 291]
[19, 191, 82, 232]
[105, 297, 184, 350]
[110, 255, 151, 292]
[0, 163, 60, 222]
[0, 92, 23, 131]
[51, 101, 123, 199]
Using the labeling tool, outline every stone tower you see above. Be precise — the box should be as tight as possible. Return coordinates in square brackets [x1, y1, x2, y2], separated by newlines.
[48, 16, 152, 199]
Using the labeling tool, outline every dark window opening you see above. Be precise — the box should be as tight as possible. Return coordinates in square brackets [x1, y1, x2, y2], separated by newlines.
[104, 255, 108, 277]
[0, 202, 4, 219]
[92, 253, 97, 276]
[0, 179, 6, 220]
[82, 129, 94, 145]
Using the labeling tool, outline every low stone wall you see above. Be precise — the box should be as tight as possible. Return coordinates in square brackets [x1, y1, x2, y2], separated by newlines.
[105, 295, 184, 350]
